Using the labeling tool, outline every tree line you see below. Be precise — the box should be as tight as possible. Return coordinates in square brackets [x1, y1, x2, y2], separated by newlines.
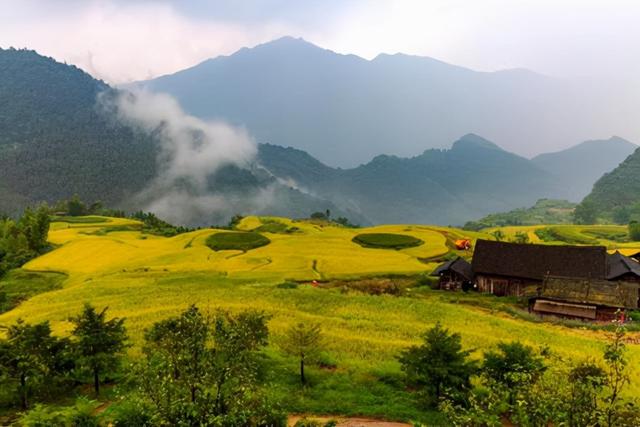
[399, 320, 640, 426]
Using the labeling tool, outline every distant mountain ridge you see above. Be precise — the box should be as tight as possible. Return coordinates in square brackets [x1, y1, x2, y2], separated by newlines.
[137, 36, 605, 167]
[532, 136, 637, 200]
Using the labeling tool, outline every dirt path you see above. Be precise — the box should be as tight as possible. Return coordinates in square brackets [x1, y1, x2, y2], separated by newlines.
[288, 415, 412, 427]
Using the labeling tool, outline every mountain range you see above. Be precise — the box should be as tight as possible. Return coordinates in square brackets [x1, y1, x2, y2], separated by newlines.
[136, 36, 615, 168]
[0, 45, 637, 226]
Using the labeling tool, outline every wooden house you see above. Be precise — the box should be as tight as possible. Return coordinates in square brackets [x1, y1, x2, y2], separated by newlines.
[431, 257, 473, 291]
[471, 240, 606, 297]
[607, 251, 640, 284]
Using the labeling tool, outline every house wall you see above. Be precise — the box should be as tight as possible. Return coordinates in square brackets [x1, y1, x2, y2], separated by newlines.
[476, 274, 540, 297]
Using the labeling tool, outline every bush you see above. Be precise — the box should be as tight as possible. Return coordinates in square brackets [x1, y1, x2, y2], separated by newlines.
[276, 281, 299, 289]
[352, 233, 423, 249]
[629, 221, 640, 241]
[206, 232, 271, 252]
[107, 399, 154, 427]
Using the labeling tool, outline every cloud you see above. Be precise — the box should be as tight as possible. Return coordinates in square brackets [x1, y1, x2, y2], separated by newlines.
[101, 89, 264, 225]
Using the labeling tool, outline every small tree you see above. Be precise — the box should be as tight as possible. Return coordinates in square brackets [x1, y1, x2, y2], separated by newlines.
[398, 322, 476, 406]
[70, 304, 128, 396]
[0, 319, 69, 409]
[512, 232, 529, 244]
[568, 360, 606, 427]
[628, 221, 640, 241]
[281, 322, 323, 385]
[483, 341, 545, 404]
[574, 199, 598, 224]
[67, 195, 87, 217]
[602, 318, 630, 427]
[491, 230, 505, 242]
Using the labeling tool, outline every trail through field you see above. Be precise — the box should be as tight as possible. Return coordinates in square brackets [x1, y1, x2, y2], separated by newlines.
[288, 415, 412, 427]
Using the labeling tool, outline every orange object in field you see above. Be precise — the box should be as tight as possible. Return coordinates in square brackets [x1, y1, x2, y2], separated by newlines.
[455, 239, 471, 250]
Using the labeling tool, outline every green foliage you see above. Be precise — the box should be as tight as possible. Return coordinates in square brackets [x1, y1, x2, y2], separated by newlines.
[130, 211, 192, 237]
[0, 205, 51, 276]
[69, 304, 128, 396]
[206, 231, 271, 252]
[512, 231, 529, 244]
[352, 233, 423, 250]
[0, 270, 65, 314]
[628, 221, 640, 241]
[281, 322, 324, 385]
[106, 398, 154, 427]
[574, 199, 599, 224]
[276, 281, 299, 289]
[464, 199, 577, 230]
[398, 322, 477, 406]
[134, 305, 284, 425]
[18, 398, 99, 427]
[483, 342, 545, 391]
[0, 319, 72, 409]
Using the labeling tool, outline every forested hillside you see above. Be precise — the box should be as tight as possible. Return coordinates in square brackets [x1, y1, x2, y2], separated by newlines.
[578, 146, 640, 223]
[259, 134, 562, 225]
[532, 136, 636, 200]
[0, 48, 158, 213]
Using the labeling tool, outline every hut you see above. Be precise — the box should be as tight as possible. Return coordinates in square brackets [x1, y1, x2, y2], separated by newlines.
[471, 240, 606, 297]
[431, 257, 473, 291]
[530, 276, 639, 321]
[607, 251, 640, 283]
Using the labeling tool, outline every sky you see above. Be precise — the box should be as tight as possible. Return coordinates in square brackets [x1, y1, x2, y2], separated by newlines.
[1, 0, 640, 84]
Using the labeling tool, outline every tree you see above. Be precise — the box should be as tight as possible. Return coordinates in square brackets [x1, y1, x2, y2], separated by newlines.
[0, 319, 70, 409]
[490, 230, 505, 242]
[66, 195, 87, 217]
[602, 318, 630, 427]
[628, 221, 640, 241]
[70, 304, 128, 396]
[512, 231, 529, 244]
[398, 322, 477, 406]
[574, 199, 598, 224]
[281, 322, 323, 385]
[483, 341, 545, 404]
[567, 360, 606, 427]
[137, 306, 279, 425]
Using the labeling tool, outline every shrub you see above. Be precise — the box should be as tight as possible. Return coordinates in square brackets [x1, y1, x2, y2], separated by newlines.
[352, 233, 423, 249]
[629, 221, 640, 241]
[205, 232, 270, 252]
[108, 398, 154, 427]
[276, 281, 299, 289]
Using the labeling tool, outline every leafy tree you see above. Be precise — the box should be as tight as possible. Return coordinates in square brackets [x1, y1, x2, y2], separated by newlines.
[483, 341, 545, 404]
[0, 319, 70, 409]
[310, 211, 328, 220]
[67, 194, 87, 217]
[490, 230, 505, 242]
[602, 319, 630, 427]
[567, 360, 606, 427]
[137, 306, 281, 425]
[512, 231, 529, 244]
[574, 199, 598, 224]
[628, 221, 640, 241]
[398, 322, 477, 406]
[70, 304, 128, 396]
[281, 322, 323, 385]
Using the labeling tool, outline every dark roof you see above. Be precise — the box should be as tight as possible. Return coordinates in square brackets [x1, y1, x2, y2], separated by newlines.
[607, 252, 640, 280]
[471, 240, 607, 281]
[431, 257, 473, 281]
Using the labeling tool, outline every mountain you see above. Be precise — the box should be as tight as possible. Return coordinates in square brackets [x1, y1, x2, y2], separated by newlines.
[137, 36, 596, 167]
[0, 48, 360, 225]
[258, 134, 562, 225]
[578, 145, 640, 222]
[532, 137, 637, 200]
[0, 48, 158, 214]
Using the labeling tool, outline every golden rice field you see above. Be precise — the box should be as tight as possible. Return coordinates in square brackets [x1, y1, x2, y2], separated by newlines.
[2, 216, 640, 419]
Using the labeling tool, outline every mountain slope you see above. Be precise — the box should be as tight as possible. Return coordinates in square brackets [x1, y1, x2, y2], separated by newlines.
[137, 36, 592, 167]
[532, 136, 637, 200]
[0, 48, 360, 225]
[259, 134, 561, 225]
[579, 146, 640, 221]
[0, 48, 158, 213]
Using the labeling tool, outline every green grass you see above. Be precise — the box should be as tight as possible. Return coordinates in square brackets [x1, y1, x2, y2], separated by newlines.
[206, 231, 271, 252]
[352, 233, 424, 250]
[0, 270, 67, 314]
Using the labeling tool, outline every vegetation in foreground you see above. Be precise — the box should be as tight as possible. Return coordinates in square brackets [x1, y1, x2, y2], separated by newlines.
[1, 213, 640, 424]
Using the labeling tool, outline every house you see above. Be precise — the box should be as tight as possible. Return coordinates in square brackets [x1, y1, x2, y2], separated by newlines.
[471, 240, 606, 297]
[607, 251, 640, 283]
[430, 257, 473, 291]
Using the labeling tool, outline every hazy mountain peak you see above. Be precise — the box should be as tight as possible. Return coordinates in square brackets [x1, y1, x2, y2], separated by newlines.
[452, 133, 504, 151]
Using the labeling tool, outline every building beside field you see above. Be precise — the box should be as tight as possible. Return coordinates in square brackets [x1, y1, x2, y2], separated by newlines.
[432, 239, 640, 321]
[431, 257, 473, 291]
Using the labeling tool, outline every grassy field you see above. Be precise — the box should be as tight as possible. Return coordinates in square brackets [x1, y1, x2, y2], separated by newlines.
[2, 216, 640, 422]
